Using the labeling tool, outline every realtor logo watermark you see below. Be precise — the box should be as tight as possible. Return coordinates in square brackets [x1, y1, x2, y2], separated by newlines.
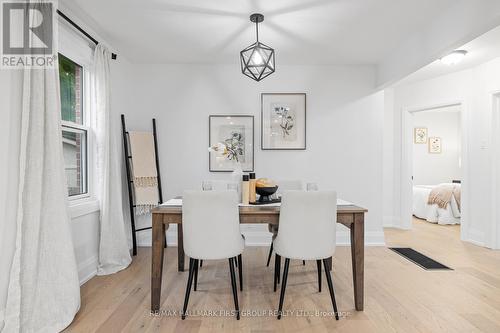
[1, 1, 57, 68]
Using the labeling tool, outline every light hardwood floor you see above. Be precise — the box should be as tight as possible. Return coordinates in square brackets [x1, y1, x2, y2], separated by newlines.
[65, 219, 500, 332]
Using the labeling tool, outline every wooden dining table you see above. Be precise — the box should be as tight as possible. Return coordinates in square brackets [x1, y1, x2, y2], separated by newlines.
[151, 200, 367, 312]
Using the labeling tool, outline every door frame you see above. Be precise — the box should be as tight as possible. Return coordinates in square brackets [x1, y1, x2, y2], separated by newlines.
[490, 92, 500, 248]
[400, 101, 468, 239]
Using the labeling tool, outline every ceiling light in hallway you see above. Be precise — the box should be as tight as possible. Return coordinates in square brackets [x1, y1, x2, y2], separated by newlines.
[440, 50, 467, 65]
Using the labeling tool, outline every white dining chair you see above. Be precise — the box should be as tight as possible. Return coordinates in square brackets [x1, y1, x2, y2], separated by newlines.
[202, 179, 238, 191]
[199, 180, 239, 269]
[266, 180, 304, 268]
[181, 190, 245, 320]
[273, 190, 339, 320]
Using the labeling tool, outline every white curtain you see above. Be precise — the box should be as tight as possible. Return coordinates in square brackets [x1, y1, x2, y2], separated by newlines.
[3, 4, 81, 331]
[92, 45, 132, 275]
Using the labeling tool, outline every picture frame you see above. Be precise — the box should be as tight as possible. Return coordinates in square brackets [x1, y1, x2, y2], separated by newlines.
[209, 115, 254, 172]
[414, 127, 428, 144]
[261, 93, 306, 150]
[428, 137, 442, 154]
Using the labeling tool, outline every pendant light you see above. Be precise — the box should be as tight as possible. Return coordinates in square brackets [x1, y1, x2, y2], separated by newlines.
[240, 13, 275, 81]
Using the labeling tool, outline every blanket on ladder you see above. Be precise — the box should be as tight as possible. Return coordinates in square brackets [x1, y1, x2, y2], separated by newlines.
[129, 131, 159, 214]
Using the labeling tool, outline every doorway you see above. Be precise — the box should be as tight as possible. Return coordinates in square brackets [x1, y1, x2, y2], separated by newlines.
[401, 102, 467, 240]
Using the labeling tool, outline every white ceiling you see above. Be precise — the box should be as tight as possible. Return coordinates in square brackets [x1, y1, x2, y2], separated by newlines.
[417, 104, 461, 114]
[395, 25, 500, 86]
[64, 0, 456, 65]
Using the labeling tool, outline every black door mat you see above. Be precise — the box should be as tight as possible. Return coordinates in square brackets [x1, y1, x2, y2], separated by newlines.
[389, 248, 452, 270]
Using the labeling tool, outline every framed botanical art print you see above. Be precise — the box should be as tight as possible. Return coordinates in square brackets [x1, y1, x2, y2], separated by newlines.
[209, 115, 254, 172]
[428, 137, 442, 154]
[261, 93, 306, 150]
[414, 127, 428, 144]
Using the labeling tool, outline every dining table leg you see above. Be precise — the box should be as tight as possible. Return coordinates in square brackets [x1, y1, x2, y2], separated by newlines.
[177, 224, 185, 272]
[350, 213, 365, 311]
[151, 213, 165, 312]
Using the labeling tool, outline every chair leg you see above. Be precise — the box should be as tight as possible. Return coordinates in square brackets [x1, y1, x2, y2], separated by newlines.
[303, 260, 306, 266]
[237, 254, 243, 291]
[193, 259, 199, 291]
[228, 258, 240, 320]
[323, 259, 339, 320]
[182, 258, 196, 320]
[326, 256, 332, 271]
[266, 242, 273, 267]
[200, 260, 203, 268]
[234, 256, 238, 268]
[277, 258, 290, 320]
[274, 254, 281, 292]
[277, 255, 281, 285]
[316, 260, 322, 292]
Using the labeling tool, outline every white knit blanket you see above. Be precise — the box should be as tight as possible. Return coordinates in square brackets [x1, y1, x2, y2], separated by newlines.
[129, 131, 159, 214]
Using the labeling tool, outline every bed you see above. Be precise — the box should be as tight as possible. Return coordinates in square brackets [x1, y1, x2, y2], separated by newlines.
[413, 184, 461, 225]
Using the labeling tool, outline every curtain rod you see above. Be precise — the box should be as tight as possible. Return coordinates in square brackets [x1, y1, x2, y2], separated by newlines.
[57, 9, 117, 60]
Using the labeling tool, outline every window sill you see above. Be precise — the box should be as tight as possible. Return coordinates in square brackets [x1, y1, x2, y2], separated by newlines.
[68, 198, 100, 219]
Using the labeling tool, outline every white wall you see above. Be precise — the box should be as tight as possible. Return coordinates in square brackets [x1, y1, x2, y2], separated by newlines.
[110, 56, 136, 249]
[119, 64, 385, 246]
[412, 107, 461, 185]
[383, 89, 396, 227]
[387, 57, 500, 248]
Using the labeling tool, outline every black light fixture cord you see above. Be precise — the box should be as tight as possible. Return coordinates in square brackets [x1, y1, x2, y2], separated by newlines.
[255, 21, 259, 43]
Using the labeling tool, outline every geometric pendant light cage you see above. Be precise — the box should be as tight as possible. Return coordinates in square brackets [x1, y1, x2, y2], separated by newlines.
[240, 13, 275, 81]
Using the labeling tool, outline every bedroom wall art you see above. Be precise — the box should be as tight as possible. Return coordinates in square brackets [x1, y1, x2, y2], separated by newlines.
[414, 127, 428, 144]
[428, 137, 442, 154]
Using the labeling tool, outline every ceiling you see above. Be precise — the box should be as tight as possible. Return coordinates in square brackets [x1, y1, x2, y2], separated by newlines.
[417, 104, 461, 114]
[64, 0, 456, 65]
[395, 25, 500, 86]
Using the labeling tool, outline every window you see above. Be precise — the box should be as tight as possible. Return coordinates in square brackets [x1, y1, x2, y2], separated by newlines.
[59, 53, 88, 197]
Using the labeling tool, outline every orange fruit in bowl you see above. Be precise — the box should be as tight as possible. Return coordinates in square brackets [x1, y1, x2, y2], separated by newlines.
[255, 178, 277, 188]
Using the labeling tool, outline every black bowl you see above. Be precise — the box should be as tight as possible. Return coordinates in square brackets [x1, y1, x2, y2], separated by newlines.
[256, 186, 278, 202]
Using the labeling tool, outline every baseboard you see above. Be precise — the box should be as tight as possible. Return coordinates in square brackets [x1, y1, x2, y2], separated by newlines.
[383, 215, 401, 228]
[138, 227, 386, 247]
[383, 215, 410, 230]
[383, 225, 409, 230]
[136, 225, 178, 247]
[78, 255, 98, 285]
[369, 231, 386, 246]
[464, 228, 485, 247]
[242, 231, 272, 246]
[340, 231, 385, 246]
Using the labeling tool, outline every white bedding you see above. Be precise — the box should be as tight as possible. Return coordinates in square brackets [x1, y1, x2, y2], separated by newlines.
[413, 184, 461, 225]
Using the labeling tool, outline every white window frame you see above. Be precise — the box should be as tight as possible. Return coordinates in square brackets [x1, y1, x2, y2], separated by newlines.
[59, 19, 97, 212]
[60, 53, 92, 202]
[61, 121, 89, 200]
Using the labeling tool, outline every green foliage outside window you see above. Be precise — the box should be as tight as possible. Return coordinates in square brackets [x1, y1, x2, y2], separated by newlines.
[59, 54, 82, 124]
